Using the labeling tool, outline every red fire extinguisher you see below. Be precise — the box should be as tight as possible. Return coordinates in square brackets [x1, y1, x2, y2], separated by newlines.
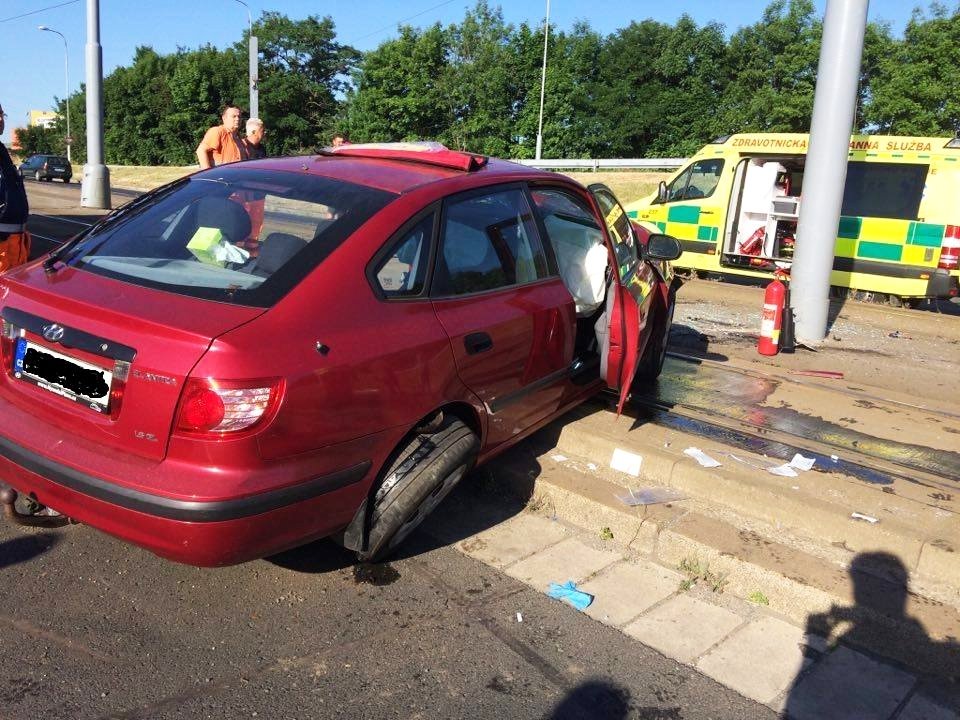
[758, 272, 788, 356]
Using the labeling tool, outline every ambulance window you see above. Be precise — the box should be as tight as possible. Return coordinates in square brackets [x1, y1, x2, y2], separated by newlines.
[664, 159, 725, 202]
[840, 162, 927, 221]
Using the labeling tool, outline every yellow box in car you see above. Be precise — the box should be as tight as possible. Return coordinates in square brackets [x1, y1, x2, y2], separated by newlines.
[187, 227, 225, 266]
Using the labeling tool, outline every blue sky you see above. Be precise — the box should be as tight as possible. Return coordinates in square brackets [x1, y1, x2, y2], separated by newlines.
[0, 0, 930, 144]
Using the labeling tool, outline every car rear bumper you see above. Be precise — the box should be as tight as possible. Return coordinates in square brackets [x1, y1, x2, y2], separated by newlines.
[0, 434, 372, 566]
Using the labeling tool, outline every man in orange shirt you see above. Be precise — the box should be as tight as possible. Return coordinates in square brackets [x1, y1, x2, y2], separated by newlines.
[196, 104, 245, 169]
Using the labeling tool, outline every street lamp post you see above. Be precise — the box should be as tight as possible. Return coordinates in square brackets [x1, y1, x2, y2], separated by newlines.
[233, 0, 258, 120]
[535, 0, 550, 161]
[38, 25, 71, 163]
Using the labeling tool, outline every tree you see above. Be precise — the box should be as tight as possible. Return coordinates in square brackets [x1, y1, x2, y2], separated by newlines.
[13, 125, 61, 157]
[863, 6, 960, 135]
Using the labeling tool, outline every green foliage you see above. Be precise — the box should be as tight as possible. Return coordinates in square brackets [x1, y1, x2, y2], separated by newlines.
[36, 0, 960, 166]
[14, 124, 62, 156]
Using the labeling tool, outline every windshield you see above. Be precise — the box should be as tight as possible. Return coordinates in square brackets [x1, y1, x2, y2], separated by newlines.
[66, 166, 397, 306]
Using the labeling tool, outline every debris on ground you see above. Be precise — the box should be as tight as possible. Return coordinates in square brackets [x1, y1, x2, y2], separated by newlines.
[516, 612, 523, 623]
[547, 581, 594, 610]
[851, 512, 880, 524]
[888, 330, 912, 339]
[615, 487, 688, 507]
[768, 463, 799, 477]
[610, 448, 643, 476]
[683, 447, 722, 468]
[551, 454, 568, 463]
[789, 453, 816, 471]
[790, 370, 845, 379]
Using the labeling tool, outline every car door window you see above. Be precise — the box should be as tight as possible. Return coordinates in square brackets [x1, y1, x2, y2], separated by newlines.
[433, 188, 549, 296]
[374, 213, 433, 297]
[590, 186, 638, 280]
[664, 159, 725, 202]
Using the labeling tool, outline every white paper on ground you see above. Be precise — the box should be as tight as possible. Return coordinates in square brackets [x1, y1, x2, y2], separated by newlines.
[683, 447, 721, 468]
[768, 463, 799, 477]
[516, 612, 523, 623]
[550, 454, 568, 463]
[615, 487, 688, 506]
[610, 448, 643, 477]
[851, 512, 879, 524]
[789, 453, 816, 471]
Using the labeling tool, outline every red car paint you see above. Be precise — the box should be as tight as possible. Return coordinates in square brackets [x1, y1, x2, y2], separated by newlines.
[0, 147, 673, 566]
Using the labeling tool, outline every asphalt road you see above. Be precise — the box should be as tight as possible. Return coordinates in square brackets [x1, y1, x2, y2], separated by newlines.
[2, 181, 772, 720]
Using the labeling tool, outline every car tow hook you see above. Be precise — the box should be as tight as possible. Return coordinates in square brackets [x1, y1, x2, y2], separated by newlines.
[0, 487, 73, 528]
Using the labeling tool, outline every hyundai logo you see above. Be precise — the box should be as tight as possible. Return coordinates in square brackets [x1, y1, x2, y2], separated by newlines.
[42, 323, 65, 342]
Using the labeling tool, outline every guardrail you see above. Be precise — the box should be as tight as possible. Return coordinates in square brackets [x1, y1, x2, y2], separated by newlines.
[514, 158, 686, 171]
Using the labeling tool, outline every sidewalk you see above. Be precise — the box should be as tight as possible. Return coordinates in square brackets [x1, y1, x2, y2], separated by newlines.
[423, 280, 960, 718]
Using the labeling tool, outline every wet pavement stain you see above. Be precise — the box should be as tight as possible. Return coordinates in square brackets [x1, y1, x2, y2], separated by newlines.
[632, 358, 960, 487]
[353, 562, 400, 586]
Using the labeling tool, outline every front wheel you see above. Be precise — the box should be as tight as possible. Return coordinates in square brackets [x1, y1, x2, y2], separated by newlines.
[634, 291, 675, 384]
[358, 416, 479, 563]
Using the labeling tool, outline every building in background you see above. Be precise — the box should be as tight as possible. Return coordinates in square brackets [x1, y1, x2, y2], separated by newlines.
[28, 110, 58, 129]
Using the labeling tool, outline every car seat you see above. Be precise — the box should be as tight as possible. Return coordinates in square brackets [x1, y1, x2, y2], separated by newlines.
[193, 196, 253, 245]
[250, 232, 308, 277]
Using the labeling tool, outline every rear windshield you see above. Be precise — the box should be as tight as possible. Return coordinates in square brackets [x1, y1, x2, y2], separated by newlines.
[48, 156, 69, 164]
[64, 166, 397, 306]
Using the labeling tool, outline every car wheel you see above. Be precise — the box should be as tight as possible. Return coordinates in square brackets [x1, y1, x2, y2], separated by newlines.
[357, 416, 478, 563]
[633, 291, 675, 384]
[34, 171, 42, 182]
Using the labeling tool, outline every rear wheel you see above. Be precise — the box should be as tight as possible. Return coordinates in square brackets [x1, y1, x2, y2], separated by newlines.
[358, 416, 479, 563]
[634, 291, 675, 384]
[34, 171, 42, 182]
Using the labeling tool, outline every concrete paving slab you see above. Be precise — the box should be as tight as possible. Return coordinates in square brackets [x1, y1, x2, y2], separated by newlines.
[782, 646, 916, 720]
[621, 594, 743, 664]
[579, 560, 683, 626]
[505, 537, 622, 591]
[696, 616, 809, 705]
[897, 693, 960, 720]
[457, 513, 568, 569]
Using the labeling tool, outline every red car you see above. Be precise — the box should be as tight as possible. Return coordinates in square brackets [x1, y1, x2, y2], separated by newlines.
[0, 143, 680, 566]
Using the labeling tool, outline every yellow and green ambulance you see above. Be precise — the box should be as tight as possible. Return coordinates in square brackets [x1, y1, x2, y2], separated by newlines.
[625, 133, 960, 305]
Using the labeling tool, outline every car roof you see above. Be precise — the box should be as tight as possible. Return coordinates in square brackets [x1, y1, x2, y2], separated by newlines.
[243, 152, 561, 196]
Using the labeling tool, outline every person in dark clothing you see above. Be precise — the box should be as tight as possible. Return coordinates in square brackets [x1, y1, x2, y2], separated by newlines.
[241, 118, 266, 160]
[0, 103, 31, 271]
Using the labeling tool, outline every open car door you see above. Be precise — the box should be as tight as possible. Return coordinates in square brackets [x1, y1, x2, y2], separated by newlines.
[589, 184, 655, 415]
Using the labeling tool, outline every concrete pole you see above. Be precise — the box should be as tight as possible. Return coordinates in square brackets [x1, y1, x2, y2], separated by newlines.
[790, 0, 869, 344]
[534, 0, 550, 160]
[80, 0, 111, 209]
[249, 35, 259, 120]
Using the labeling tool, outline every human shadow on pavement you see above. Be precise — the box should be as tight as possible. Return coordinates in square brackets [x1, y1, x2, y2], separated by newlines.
[0, 532, 60, 570]
[664, 323, 730, 362]
[546, 679, 632, 720]
[783, 552, 960, 720]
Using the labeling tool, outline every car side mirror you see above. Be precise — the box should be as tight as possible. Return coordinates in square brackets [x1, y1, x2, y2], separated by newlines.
[645, 233, 682, 261]
[656, 180, 668, 204]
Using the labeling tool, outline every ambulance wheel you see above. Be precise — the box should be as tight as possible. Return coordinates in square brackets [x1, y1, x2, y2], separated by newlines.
[634, 291, 675, 384]
[358, 416, 478, 563]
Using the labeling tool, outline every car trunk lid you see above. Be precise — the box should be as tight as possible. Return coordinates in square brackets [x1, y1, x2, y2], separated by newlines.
[0, 267, 264, 461]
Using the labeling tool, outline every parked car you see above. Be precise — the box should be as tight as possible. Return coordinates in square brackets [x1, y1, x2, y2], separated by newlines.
[19, 153, 72, 182]
[0, 142, 681, 566]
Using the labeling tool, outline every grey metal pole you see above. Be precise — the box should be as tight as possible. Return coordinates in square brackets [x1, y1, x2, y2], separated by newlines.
[80, 0, 111, 209]
[534, 0, 550, 160]
[790, 0, 869, 344]
[38, 27, 71, 163]
[234, 0, 258, 119]
[249, 35, 259, 120]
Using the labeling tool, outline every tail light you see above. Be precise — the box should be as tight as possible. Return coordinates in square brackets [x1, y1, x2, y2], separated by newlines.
[174, 377, 283, 438]
[1, 319, 18, 371]
[109, 360, 130, 420]
[939, 225, 960, 271]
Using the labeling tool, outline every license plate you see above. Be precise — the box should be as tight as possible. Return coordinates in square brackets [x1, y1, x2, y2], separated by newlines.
[13, 338, 112, 413]
[53, 168, 65, 173]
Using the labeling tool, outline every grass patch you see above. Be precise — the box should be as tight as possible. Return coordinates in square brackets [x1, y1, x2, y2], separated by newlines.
[600, 526, 614, 541]
[748, 590, 770, 606]
[563, 170, 673, 206]
[108, 165, 195, 192]
[678, 556, 729, 594]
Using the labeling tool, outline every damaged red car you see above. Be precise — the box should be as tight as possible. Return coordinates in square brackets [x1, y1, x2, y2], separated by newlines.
[0, 142, 680, 566]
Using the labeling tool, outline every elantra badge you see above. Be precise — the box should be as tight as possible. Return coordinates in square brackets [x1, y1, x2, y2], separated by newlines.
[42, 323, 65, 342]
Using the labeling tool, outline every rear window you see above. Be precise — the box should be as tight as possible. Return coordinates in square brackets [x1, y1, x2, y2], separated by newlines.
[48, 156, 69, 165]
[841, 162, 927, 221]
[63, 167, 396, 306]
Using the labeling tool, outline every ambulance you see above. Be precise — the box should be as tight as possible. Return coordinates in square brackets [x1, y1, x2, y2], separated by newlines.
[625, 133, 960, 306]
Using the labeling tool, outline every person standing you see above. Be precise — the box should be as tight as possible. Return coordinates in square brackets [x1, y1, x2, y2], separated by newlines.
[241, 118, 266, 160]
[0, 103, 31, 271]
[196, 104, 245, 169]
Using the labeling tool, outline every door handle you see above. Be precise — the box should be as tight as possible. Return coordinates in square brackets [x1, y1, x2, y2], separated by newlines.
[464, 332, 493, 355]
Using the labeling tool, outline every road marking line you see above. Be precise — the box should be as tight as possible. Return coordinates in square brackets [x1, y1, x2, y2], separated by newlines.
[29, 231, 68, 245]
